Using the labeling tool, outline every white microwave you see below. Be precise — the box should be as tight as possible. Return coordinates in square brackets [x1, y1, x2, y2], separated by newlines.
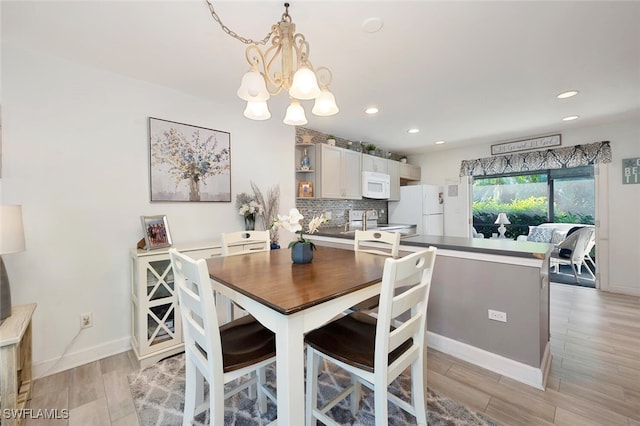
[362, 171, 390, 199]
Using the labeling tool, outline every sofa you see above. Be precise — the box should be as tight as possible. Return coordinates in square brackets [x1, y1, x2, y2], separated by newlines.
[516, 223, 594, 243]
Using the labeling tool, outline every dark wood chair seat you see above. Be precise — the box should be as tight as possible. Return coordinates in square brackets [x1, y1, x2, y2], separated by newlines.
[305, 312, 412, 373]
[220, 315, 276, 373]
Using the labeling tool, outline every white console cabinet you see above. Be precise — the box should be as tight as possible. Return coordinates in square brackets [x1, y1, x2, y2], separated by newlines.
[130, 241, 221, 367]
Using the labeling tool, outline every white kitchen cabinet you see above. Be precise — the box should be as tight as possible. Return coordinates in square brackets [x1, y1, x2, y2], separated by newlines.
[130, 241, 221, 368]
[362, 154, 388, 174]
[387, 159, 401, 200]
[317, 144, 362, 199]
[400, 162, 421, 181]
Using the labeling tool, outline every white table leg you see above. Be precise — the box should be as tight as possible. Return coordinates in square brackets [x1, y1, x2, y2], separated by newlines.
[274, 316, 305, 425]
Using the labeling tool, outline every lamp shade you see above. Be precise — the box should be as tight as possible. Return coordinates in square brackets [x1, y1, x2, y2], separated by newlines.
[243, 101, 271, 121]
[237, 70, 270, 102]
[288, 66, 321, 100]
[283, 100, 308, 126]
[311, 88, 339, 116]
[494, 213, 511, 225]
[0, 205, 25, 255]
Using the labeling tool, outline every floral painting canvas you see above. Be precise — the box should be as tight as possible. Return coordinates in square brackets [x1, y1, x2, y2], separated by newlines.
[149, 117, 231, 202]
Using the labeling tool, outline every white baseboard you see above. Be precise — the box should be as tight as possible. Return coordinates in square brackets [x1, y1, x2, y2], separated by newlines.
[33, 337, 131, 379]
[602, 285, 640, 296]
[428, 332, 551, 390]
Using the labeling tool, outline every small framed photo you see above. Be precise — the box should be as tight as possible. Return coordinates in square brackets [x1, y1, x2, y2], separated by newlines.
[298, 181, 313, 198]
[141, 215, 172, 250]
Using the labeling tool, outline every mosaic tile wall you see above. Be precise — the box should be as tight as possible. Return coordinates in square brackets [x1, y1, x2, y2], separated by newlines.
[294, 127, 393, 228]
[296, 198, 388, 228]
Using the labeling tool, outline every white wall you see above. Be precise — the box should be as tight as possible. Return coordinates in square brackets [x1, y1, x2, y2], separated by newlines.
[412, 119, 640, 295]
[1, 44, 296, 376]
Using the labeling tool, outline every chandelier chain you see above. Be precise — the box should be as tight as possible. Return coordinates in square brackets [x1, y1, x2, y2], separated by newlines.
[205, 0, 285, 46]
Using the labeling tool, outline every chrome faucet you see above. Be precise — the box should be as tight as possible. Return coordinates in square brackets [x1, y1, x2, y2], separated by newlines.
[362, 209, 377, 231]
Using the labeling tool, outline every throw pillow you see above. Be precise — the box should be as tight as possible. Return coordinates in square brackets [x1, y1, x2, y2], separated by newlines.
[551, 229, 565, 244]
[527, 226, 554, 243]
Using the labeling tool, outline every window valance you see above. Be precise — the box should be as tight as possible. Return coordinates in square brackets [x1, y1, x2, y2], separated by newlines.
[459, 141, 611, 177]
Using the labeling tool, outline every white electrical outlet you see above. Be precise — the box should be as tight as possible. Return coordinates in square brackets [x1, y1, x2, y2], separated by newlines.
[325, 211, 332, 220]
[488, 309, 507, 322]
[81, 312, 93, 329]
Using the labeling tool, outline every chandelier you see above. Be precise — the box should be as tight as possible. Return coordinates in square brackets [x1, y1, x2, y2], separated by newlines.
[206, 1, 339, 125]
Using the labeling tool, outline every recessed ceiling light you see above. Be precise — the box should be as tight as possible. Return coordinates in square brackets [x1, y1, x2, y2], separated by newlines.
[557, 90, 579, 99]
[562, 115, 580, 121]
[362, 17, 384, 33]
[365, 107, 379, 115]
[435, 140, 445, 145]
[407, 128, 420, 134]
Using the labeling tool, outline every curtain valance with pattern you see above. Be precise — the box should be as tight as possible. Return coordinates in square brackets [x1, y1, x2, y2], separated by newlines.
[459, 141, 611, 177]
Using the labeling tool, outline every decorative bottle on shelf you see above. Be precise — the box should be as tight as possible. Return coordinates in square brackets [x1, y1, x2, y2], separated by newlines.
[300, 148, 310, 170]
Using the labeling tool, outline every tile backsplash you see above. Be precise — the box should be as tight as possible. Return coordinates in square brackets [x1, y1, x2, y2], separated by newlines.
[296, 198, 388, 228]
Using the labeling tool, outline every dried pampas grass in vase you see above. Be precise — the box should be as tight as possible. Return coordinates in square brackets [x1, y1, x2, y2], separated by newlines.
[251, 181, 281, 248]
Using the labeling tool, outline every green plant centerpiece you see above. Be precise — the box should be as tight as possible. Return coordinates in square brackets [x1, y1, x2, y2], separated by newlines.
[273, 208, 328, 264]
[365, 144, 377, 154]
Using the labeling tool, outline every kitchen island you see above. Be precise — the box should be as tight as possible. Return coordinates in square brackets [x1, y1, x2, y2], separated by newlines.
[310, 229, 553, 390]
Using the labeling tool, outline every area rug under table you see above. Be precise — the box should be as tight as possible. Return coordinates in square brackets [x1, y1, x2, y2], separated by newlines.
[127, 353, 499, 426]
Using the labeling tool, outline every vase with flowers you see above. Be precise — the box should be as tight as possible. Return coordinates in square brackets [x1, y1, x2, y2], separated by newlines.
[236, 192, 264, 230]
[272, 208, 328, 264]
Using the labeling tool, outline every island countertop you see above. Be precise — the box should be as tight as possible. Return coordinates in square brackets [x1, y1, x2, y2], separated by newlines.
[314, 227, 551, 260]
[311, 226, 552, 390]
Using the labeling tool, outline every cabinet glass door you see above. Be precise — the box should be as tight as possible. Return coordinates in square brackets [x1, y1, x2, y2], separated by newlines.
[146, 259, 175, 300]
[148, 303, 175, 345]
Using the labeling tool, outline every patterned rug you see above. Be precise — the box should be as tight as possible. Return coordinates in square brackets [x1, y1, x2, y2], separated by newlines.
[127, 353, 499, 426]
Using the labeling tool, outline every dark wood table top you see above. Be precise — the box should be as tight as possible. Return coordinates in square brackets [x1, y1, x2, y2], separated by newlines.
[206, 246, 388, 315]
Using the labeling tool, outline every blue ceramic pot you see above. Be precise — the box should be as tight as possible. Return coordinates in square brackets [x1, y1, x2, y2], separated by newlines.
[291, 243, 313, 264]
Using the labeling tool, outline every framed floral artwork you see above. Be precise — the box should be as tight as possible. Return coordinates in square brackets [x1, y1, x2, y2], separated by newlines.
[140, 215, 172, 250]
[149, 117, 231, 202]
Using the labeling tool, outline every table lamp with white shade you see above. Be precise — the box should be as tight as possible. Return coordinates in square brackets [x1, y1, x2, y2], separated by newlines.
[1, 205, 26, 324]
[494, 213, 511, 239]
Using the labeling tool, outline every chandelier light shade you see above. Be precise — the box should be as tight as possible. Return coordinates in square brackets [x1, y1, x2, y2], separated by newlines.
[312, 88, 340, 116]
[206, 1, 338, 125]
[288, 65, 322, 100]
[243, 101, 271, 121]
[237, 70, 270, 102]
[283, 99, 308, 126]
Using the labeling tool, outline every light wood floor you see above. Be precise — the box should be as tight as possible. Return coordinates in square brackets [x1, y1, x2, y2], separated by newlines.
[24, 283, 640, 425]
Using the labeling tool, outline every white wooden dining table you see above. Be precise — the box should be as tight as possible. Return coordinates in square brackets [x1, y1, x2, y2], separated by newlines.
[206, 246, 387, 425]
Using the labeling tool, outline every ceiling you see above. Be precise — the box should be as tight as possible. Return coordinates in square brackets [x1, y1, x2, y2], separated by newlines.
[3, 1, 640, 155]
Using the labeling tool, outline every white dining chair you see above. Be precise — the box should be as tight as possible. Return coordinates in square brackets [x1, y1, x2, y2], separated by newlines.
[550, 226, 596, 282]
[350, 230, 401, 313]
[305, 248, 437, 426]
[221, 230, 271, 321]
[221, 230, 271, 256]
[169, 248, 277, 426]
[353, 229, 401, 257]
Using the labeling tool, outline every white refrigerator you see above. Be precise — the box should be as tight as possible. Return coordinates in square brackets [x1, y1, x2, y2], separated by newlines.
[389, 185, 444, 236]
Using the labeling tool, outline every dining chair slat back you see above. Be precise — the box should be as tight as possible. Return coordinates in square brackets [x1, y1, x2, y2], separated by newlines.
[169, 248, 276, 426]
[354, 229, 400, 257]
[222, 230, 270, 256]
[305, 247, 437, 426]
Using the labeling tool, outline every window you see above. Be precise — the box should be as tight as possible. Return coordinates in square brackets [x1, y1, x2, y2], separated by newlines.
[473, 166, 594, 238]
